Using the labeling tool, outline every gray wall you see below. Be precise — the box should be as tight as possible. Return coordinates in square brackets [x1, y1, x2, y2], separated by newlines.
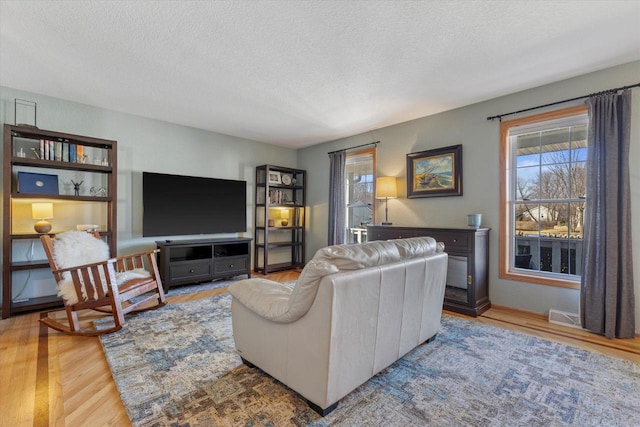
[298, 60, 640, 329]
[2, 61, 638, 327]
[0, 86, 297, 301]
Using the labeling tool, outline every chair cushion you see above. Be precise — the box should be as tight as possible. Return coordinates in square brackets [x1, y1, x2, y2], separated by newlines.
[53, 231, 149, 304]
[53, 230, 110, 270]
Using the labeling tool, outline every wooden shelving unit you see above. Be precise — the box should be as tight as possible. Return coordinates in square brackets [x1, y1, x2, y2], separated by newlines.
[254, 165, 306, 274]
[2, 125, 117, 318]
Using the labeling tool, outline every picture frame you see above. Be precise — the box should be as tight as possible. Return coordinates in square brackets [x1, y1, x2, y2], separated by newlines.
[406, 144, 462, 198]
[268, 171, 282, 185]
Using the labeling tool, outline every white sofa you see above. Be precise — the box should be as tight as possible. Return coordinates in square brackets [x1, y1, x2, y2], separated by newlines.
[228, 236, 448, 415]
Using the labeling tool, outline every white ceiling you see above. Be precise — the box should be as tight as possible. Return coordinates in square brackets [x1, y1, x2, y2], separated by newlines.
[1, 1, 639, 149]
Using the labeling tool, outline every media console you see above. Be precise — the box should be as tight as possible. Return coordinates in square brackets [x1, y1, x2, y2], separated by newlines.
[155, 237, 252, 292]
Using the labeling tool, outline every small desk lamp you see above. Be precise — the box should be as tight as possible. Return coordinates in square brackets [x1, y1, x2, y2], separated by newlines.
[280, 209, 290, 227]
[376, 177, 397, 225]
[32, 202, 53, 233]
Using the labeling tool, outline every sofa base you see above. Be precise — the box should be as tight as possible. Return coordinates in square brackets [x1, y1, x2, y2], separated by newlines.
[241, 357, 339, 416]
[240, 334, 439, 417]
[307, 400, 338, 416]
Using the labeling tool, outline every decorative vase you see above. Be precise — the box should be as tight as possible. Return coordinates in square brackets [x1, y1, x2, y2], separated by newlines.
[467, 214, 482, 229]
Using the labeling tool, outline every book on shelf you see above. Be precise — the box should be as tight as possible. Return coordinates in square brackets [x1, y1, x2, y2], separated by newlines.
[62, 142, 69, 162]
[54, 142, 62, 161]
[40, 139, 45, 159]
[76, 145, 84, 163]
[69, 143, 76, 162]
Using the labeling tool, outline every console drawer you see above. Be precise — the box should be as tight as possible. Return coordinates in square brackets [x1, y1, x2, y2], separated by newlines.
[169, 260, 212, 282]
[430, 232, 470, 252]
[214, 255, 249, 275]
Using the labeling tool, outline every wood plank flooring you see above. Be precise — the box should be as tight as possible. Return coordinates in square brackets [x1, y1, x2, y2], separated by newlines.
[1, 270, 638, 427]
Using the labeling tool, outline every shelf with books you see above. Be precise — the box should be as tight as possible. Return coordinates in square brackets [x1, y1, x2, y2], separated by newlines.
[254, 165, 306, 274]
[2, 124, 117, 319]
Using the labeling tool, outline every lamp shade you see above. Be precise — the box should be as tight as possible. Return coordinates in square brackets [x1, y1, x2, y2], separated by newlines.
[32, 202, 53, 219]
[376, 177, 397, 199]
[280, 209, 290, 219]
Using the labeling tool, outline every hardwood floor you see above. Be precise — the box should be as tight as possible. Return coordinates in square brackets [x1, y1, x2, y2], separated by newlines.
[1, 270, 638, 427]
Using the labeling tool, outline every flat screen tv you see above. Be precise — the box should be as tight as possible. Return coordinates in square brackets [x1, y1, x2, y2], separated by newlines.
[143, 172, 246, 237]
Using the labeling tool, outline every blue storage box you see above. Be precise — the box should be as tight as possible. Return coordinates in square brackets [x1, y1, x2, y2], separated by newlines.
[17, 172, 59, 195]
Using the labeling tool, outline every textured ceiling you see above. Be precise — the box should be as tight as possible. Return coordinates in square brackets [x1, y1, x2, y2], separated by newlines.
[1, 1, 639, 148]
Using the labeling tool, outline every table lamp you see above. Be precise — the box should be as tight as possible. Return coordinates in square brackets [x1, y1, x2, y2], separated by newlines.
[32, 202, 53, 233]
[280, 209, 290, 227]
[376, 177, 397, 225]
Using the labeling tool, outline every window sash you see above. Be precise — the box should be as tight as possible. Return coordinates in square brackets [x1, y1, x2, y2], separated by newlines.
[499, 105, 587, 289]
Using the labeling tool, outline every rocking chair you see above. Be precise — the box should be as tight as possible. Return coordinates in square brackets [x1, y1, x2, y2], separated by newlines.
[40, 231, 167, 336]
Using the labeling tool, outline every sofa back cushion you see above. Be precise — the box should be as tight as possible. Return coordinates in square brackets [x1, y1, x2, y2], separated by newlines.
[312, 240, 401, 270]
[312, 236, 439, 272]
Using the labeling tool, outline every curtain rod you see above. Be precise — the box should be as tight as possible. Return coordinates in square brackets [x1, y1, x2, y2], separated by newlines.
[486, 82, 640, 121]
[327, 141, 379, 156]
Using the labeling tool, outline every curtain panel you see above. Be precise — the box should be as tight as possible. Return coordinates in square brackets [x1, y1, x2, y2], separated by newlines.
[581, 90, 635, 339]
[328, 150, 347, 245]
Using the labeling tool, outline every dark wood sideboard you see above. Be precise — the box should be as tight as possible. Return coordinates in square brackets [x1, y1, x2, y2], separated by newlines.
[367, 226, 490, 316]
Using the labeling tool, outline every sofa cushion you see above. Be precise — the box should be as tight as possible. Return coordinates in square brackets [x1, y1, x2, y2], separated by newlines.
[392, 236, 439, 258]
[312, 240, 401, 271]
[229, 259, 338, 323]
[312, 237, 441, 272]
[229, 237, 442, 324]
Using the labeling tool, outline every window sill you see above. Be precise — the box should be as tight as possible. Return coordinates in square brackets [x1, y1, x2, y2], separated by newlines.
[500, 269, 580, 290]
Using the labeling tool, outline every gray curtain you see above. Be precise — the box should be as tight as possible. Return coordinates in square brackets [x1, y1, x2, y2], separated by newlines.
[328, 150, 347, 245]
[581, 89, 635, 339]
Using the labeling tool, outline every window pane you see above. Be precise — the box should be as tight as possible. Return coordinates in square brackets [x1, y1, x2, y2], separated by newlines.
[570, 162, 587, 199]
[515, 166, 539, 200]
[346, 151, 374, 242]
[540, 127, 571, 165]
[568, 201, 586, 238]
[571, 123, 588, 162]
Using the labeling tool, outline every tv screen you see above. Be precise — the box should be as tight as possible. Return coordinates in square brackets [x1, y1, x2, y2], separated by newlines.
[143, 172, 247, 237]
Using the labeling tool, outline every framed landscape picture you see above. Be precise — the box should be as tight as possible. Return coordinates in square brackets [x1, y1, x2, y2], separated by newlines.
[406, 144, 462, 198]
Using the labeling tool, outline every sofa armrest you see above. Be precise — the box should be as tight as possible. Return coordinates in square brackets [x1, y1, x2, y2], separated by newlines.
[228, 278, 295, 321]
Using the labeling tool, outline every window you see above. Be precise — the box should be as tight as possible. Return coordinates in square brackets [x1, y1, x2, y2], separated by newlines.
[346, 148, 375, 243]
[500, 105, 587, 288]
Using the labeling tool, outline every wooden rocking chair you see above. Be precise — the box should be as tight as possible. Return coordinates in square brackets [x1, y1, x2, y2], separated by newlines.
[40, 231, 167, 336]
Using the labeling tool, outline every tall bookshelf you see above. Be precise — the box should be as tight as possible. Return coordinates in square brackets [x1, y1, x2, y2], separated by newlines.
[2, 124, 117, 318]
[254, 165, 306, 274]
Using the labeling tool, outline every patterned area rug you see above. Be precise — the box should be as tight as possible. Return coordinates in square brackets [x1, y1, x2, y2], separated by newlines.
[99, 294, 639, 426]
[162, 276, 246, 296]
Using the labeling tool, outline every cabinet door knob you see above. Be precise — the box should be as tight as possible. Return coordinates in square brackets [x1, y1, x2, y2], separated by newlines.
[453, 238, 458, 243]
[229, 264, 234, 268]
[189, 269, 195, 273]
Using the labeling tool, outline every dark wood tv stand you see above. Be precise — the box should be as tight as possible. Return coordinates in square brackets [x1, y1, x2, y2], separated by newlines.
[155, 237, 252, 292]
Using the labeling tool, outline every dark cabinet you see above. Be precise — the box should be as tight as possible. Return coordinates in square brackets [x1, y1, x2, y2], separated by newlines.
[367, 226, 490, 316]
[156, 238, 251, 292]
